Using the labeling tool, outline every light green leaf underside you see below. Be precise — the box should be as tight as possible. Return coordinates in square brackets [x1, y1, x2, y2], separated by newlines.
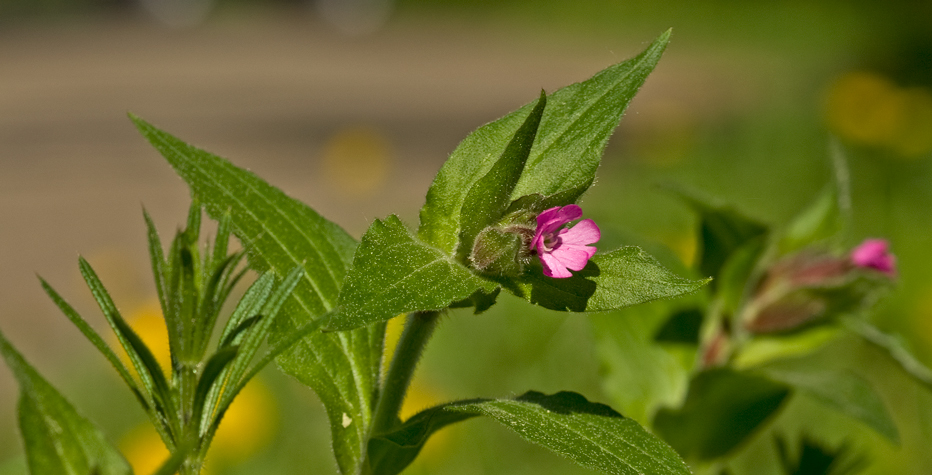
[0, 328, 131, 475]
[762, 367, 899, 444]
[131, 116, 383, 474]
[510, 246, 709, 313]
[419, 29, 671, 255]
[448, 391, 691, 475]
[331, 215, 498, 331]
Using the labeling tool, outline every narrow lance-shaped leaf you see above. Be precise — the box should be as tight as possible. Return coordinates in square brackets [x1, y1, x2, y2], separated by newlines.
[419, 29, 672, 255]
[331, 215, 498, 331]
[0, 327, 132, 475]
[78, 257, 175, 429]
[508, 246, 709, 313]
[132, 115, 381, 474]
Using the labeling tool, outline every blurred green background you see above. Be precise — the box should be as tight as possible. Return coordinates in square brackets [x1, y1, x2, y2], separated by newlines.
[1, 0, 930, 473]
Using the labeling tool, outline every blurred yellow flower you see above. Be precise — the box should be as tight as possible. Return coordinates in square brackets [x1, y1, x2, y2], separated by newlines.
[114, 299, 171, 378]
[206, 379, 278, 466]
[321, 126, 393, 198]
[119, 424, 175, 475]
[825, 71, 932, 158]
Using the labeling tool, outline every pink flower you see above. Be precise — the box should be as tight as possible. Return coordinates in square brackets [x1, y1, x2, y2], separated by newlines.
[530, 205, 600, 278]
[851, 238, 896, 276]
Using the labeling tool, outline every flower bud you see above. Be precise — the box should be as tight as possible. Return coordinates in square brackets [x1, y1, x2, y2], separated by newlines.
[469, 225, 534, 277]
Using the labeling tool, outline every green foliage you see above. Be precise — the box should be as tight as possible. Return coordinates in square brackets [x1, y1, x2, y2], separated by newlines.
[0, 327, 131, 475]
[761, 366, 899, 444]
[330, 215, 497, 331]
[418, 29, 672, 255]
[508, 246, 710, 312]
[132, 116, 383, 474]
[654, 368, 791, 461]
[447, 391, 692, 475]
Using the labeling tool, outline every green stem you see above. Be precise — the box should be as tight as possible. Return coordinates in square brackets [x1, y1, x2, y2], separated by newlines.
[371, 310, 441, 435]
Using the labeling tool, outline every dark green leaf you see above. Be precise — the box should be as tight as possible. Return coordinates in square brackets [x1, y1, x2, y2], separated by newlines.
[79, 257, 174, 421]
[717, 236, 767, 316]
[132, 115, 382, 474]
[0, 328, 131, 475]
[508, 246, 709, 312]
[419, 30, 671, 255]
[455, 91, 547, 261]
[654, 308, 704, 344]
[448, 391, 691, 475]
[367, 405, 479, 475]
[330, 215, 497, 331]
[654, 368, 790, 460]
[192, 345, 239, 430]
[762, 366, 899, 444]
[672, 187, 769, 286]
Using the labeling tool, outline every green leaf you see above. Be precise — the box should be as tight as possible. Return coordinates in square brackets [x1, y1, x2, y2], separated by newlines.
[456, 91, 547, 261]
[762, 366, 899, 444]
[508, 246, 709, 312]
[843, 319, 932, 392]
[591, 302, 693, 425]
[672, 187, 769, 286]
[367, 405, 479, 475]
[330, 215, 497, 331]
[717, 236, 767, 316]
[0, 327, 131, 475]
[448, 391, 691, 475]
[732, 325, 842, 369]
[780, 139, 852, 254]
[132, 115, 382, 474]
[38, 278, 150, 413]
[79, 257, 174, 424]
[654, 368, 791, 461]
[419, 30, 672, 254]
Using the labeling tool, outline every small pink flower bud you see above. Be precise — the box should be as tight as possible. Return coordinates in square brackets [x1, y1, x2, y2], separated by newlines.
[851, 238, 896, 276]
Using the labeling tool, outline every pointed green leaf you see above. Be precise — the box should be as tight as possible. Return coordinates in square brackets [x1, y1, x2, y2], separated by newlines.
[653, 368, 791, 461]
[330, 215, 498, 331]
[79, 257, 173, 422]
[508, 246, 709, 312]
[39, 278, 150, 413]
[0, 328, 131, 475]
[448, 391, 691, 475]
[132, 115, 382, 474]
[419, 30, 671, 254]
[455, 91, 547, 261]
[762, 367, 899, 443]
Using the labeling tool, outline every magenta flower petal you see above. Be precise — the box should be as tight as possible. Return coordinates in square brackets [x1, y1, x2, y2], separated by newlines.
[560, 219, 600, 247]
[530, 205, 600, 278]
[539, 251, 574, 278]
[851, 238, 896, 276]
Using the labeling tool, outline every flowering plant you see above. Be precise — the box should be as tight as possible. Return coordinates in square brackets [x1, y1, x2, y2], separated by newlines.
[0, 30, 719, 475]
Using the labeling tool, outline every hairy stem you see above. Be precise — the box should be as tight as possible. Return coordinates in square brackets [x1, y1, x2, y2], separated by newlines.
[370, 310, 441, 435]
